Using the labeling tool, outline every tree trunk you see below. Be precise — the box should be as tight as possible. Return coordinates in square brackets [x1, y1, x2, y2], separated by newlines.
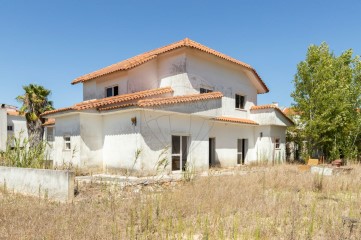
[27, 119, 44, 148]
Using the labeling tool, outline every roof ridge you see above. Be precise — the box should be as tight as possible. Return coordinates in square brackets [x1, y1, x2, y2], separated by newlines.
[71, 38, 269, 93]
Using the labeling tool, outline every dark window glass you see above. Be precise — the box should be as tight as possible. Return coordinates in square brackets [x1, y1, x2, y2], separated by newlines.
[106, 87, 113, 97]
[172, 136, 180, 154]
[200, 88, 213, 94]
[114, 86, 119, 96]
[235, 94, 245, 109]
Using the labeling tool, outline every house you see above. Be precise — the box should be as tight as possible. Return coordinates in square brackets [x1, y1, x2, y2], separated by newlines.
[41, 38, 293, 172]
[0, 104, 28, 151]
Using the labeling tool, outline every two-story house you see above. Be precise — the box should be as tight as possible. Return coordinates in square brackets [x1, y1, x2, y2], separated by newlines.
[0, 104, 28, 151]
[42, 38, 293, 172]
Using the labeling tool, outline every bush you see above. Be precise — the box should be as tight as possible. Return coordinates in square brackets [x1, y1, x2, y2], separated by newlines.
[0, 133, 49, 169]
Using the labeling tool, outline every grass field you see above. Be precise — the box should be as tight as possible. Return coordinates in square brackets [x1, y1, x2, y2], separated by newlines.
[1, 164, 361, 239]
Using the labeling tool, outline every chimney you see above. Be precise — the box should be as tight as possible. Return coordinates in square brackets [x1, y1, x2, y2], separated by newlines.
[272, 102, 279, 107]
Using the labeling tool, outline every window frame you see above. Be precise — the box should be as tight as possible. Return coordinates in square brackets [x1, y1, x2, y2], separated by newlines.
[47, 127, 55, 142]
[7, 125, 13, 131]
[235, 94, 246, 110]
[200, 87, 213, 94]
[64, 136, 71, 150]
[171, 135, 189, 171]
[275, 138, 281, 149]
[105, 85, 119, 98]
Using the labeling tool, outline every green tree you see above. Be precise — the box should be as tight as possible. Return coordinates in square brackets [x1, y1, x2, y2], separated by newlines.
[291, 43, 361, 161]
[16, 84, 54, 147]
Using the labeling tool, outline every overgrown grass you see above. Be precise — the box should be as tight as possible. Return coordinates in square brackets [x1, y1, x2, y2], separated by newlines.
[1, 165, 361, 239]
[0, 134, 49, 168]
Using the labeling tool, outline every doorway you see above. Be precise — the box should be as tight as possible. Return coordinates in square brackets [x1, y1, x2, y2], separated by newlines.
[209, 138, 215, 167]
[237, 139, 248, 164]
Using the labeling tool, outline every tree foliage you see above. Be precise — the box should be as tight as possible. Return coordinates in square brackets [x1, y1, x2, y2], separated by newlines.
[291, 43, 361, 161]
[16, 84, 54, 147]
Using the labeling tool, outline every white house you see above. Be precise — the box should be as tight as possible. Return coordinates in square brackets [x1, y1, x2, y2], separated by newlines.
[0, 104, 28, 151]
[42, 38, 293, 172]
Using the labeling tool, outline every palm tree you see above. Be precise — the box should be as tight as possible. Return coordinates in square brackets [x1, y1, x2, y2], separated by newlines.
[16, 84, 54, 147]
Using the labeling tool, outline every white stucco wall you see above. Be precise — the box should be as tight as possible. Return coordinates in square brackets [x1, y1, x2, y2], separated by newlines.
[80, 114, 103, 168]
[0, 109, 7, 151]
[102, 111, 141, 170]
[139, 110, 210, 172]
[8, 115, 28, 144]
[209, 121, 257, 167]
[0, 166, 74, 202]
[53, 114, 81, 167]
[250, 108, 291, 126]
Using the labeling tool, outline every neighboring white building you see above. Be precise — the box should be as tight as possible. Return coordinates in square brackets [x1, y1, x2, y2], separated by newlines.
[0, 104, 28, 151]
[42, 38, 293, 172]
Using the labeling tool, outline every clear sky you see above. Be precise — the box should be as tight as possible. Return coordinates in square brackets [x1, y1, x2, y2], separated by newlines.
[1, 0, 361, 109]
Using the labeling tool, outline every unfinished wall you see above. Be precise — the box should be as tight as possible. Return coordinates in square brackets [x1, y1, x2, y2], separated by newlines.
[0, 166, 74, 202]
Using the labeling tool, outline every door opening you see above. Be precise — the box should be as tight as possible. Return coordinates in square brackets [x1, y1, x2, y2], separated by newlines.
[209, 138, 215, 167]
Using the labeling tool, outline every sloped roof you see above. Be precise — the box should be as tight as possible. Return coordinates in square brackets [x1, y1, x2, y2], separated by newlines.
[214, 116, 258, 125]
[98, 91, 223, 111]
[41, 87, 173, 116]
[43, 118, 55, 126]
[71, 38, 269, 93]
[251, 104, 294, 125]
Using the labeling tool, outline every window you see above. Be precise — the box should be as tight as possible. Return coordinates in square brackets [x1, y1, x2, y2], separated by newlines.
[200, 88, 213, 94]
[275, 138, 280, 149]
[64, 136, 71, 150]
[171, 135, 189, 171]
[47, 127, 54, 142]
[106, 86, 119, 97]
[235, 94, 245, 109]
[7, 126, 13, 131]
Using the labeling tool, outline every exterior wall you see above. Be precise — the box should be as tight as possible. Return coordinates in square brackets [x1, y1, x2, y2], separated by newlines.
[250, 109, 290, 126]
[209, 122, 257, 167]
[80, 114, 103, 168]
[102, 111, 141, 170]
[7, 115, 28, 146]
[53, 114, 81, 167]
[185, 50, 257, 119]
[0, 111, 27, 151]
[140, 110, 210, 172]
[0, 109, 7, 151]
[44, 126, 55, 161]
[270, 125, 287, 162]
[0, 166, 74, 202]
[254, 125, 287, 163]
[83, 60, 159, 101]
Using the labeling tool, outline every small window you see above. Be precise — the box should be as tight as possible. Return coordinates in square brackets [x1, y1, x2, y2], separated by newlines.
[64, 136, 71, 150]
[235, 94, 245, 109]
[275, 138, 280, 149]
[106, 86, 119, 97]
[7, 126, 13, 131]
[200, 88, 213, 94]
[47, 127, 54, 142]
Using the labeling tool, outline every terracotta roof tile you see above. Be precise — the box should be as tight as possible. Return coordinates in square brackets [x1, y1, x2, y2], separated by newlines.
[71, 38, 269, 93]
[137, 91, 223, 107]
[98, 92, 223, 111]
[251, 104, 294, 125]
[42, 118, 55, 126]
[41, 87, 173, 116]
[6, 110, 22, 116]
[214, 116, 258, 125]
[283, 107, 298, 116]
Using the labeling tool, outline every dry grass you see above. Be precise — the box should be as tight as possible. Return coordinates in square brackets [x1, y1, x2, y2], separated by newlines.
[1, 164, 361, 239]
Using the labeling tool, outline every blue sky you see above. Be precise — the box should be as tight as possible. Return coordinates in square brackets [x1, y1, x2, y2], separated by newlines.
[1, 0, 361, 109]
